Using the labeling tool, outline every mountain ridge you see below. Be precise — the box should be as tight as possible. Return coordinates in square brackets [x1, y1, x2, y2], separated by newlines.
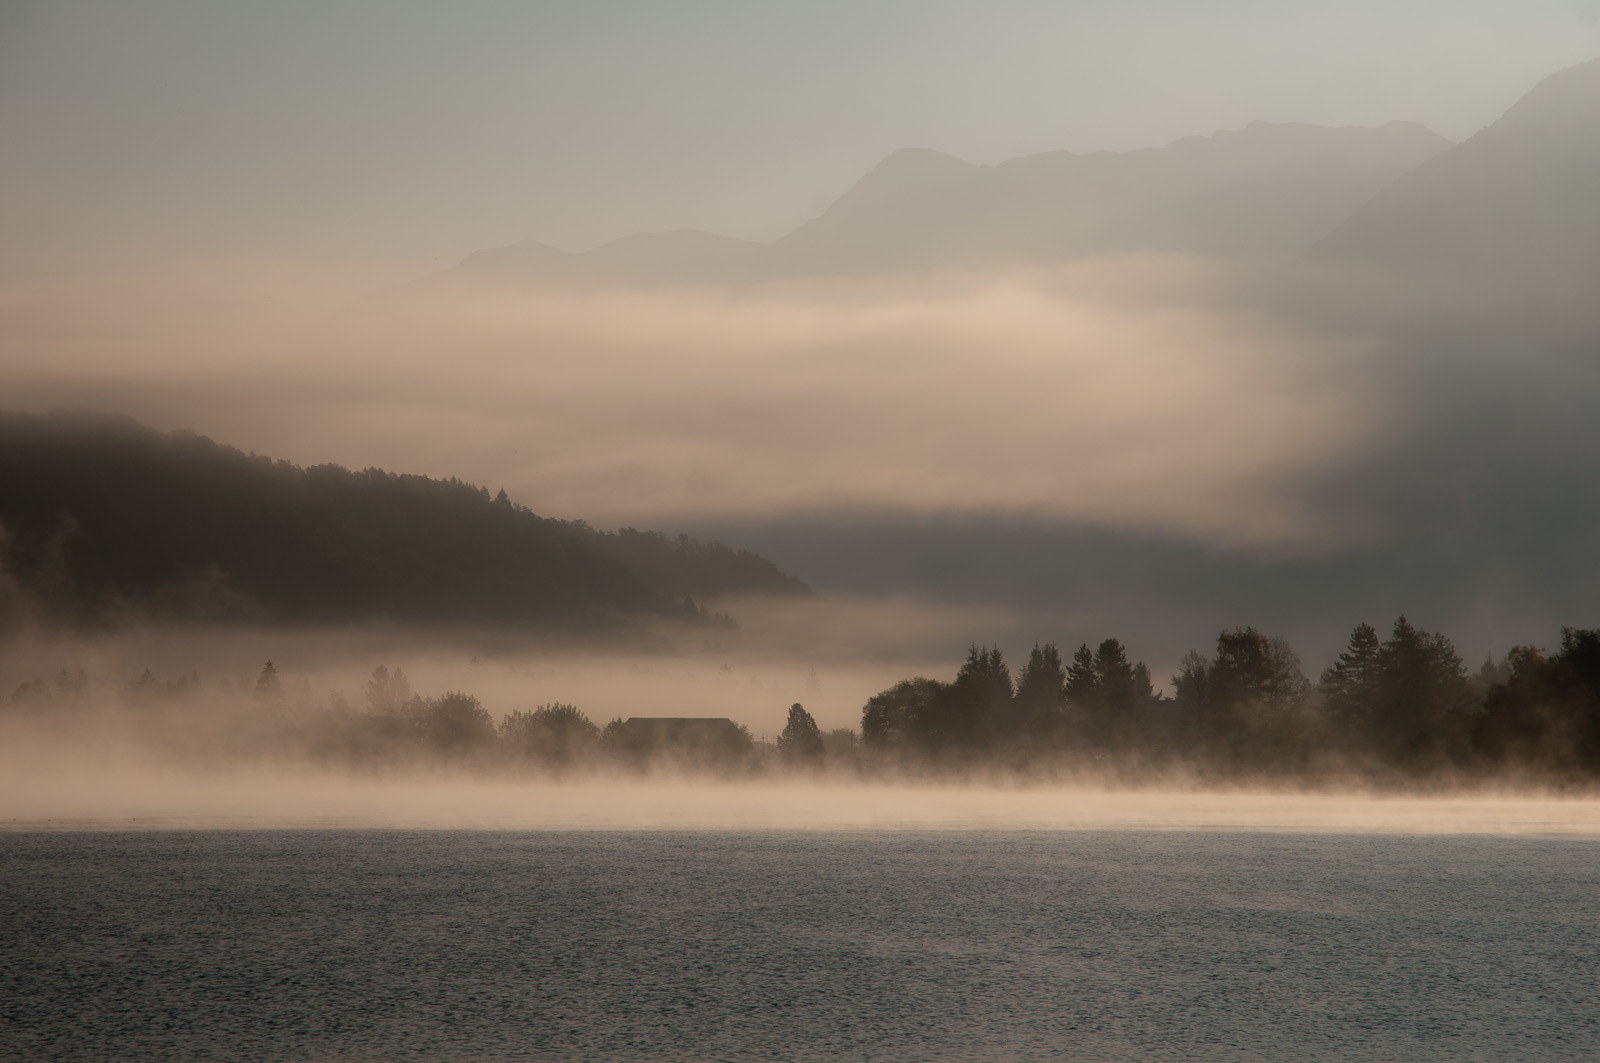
[0, 411, 809, 632]
[1314, 58, 1600, 277]
[438, 119, 1452, 288]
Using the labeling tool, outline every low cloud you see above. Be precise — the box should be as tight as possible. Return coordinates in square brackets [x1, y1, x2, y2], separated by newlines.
[5, 256, 1598, 669]
[0, 259, 1392, 555]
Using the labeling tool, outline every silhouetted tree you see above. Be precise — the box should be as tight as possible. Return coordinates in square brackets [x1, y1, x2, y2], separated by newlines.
[129, 667, 159, 703]
[366, 665, 412, 715]
[254, 660, 284, 705]
[1171, 649, 1211, 733]
[1370, 616, 1470, 768]
[861, 677, 948, 753]
[1557, 628, 1600, 767]
[1065, 643, 1098, 707]
[948, 645, 1013, 753]
[1092, 638, 1143, 747]
[821, 728, 859, 764]
[1202, 628, 1312, 769]
[1475, 628, 1600, 774]
[599, 717, 627, 749]
[500, 702, 599, 768]
[1015, 642, 1067, 742]
[777, 703, 825, 764]
[419, 691, 495, 752]
[1319, 622, 1381, 745]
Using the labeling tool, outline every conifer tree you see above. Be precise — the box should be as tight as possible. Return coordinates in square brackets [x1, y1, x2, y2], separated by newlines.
[1319, 622, 1381, 738]
[777, 703, 825, 763]
[254, 660, 283, 704]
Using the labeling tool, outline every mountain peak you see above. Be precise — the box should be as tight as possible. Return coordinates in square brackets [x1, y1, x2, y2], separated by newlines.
[871, 147, 980, 176]
[1314, 56, 1600, 276]
[1486, 57, 1600, 142]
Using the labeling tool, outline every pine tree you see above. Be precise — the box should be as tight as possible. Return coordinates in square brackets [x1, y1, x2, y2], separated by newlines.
[1171, 650, 1211, 722]
[1319, 622, 1381, 737]
[1016, 643, 1066, 709]
[777, 702, 825, 763]
[951, 645, 1013, 750]
[1093, 639, 1142, 747]
[254, 660, 284, 704]
[1014, 643, 1068, 745]
[1065, 644, 1098, 704]
[1372, 616, 1468, 766]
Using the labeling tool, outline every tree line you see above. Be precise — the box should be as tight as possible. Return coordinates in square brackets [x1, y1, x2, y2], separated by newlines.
[3, 659, 776, 776]
[6, 617, 1598, 785]
[861, 619, 1600, 782]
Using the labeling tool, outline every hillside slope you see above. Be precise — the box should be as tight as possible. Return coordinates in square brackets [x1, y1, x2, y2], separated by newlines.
[1315, 58, 1600, 279]
[0, 412, 808, 629]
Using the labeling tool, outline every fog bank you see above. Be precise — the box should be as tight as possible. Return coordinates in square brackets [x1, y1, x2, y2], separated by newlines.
[6, 763, 1599, 837]
[0, 261, 1385, 553]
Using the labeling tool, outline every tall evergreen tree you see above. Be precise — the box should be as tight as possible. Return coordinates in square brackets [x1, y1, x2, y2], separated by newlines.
[777, 702, 825, 764]
[365, 665, 412, 715]
[1015, 642, 1068, 745]
[1319, 622, 1381, 740]
[950, 645, 1013, 751]
[1202, 628, 1312, 767]
[254, 660, 283, 705]
[1092, 639, 1139, 747]
[1372, 616, 1469, 767]
[1016, 643, 1066, 705]
[1171, 650, 1211, 719]
[1065, 643, 1098, 704]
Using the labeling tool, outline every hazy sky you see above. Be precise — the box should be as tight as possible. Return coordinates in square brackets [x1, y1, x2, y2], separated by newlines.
[2, 0, 1597, 284]
[2, 1, 1598, 669]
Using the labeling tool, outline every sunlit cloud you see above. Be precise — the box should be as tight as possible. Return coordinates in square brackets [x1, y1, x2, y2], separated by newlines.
[0, 260, 1393, 554]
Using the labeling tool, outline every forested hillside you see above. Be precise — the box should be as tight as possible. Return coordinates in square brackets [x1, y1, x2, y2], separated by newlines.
[0, 412, 808, 629]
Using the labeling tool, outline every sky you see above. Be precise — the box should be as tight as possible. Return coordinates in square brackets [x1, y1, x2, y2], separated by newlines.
[2, 0, 1598, 284]
[2, 1, 1600, 674]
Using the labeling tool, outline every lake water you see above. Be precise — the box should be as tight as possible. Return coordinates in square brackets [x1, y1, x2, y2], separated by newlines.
[3, 830, 1599, 1061]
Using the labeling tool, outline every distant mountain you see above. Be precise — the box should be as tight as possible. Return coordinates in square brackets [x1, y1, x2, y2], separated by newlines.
[440, 120, 1450, 288]
[1315, 59, 1600, 280]
[0, 412, 808, 631]
[773, 121, 1450, 274]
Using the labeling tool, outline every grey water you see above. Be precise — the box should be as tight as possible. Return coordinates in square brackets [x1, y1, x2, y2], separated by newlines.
[3, 830, 1598, 1062]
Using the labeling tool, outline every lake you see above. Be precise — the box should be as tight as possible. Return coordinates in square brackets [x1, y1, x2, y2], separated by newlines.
[4, 829, 1598, 1061]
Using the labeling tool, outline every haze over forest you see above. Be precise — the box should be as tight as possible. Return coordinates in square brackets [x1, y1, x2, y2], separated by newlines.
[3, 3, 1600, 797]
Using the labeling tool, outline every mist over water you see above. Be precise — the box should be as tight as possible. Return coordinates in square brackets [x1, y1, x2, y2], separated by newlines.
[5, 18, 1600, 1059]
[4, 620, 1600, 836]
[8, 770, 1600, 836]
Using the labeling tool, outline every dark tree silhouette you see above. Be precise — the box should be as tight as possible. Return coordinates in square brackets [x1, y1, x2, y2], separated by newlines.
[1319, 622, 1381, 744]
[1370, 616, 1470, 768]
[1092, 638, 1142, 748]
[254, 660, 284, 705]
[777, 703, 825, 763]
[1065, 644, 1098, 709]
[948, 645, 1014, 753]
[499, 703, 600, 767]
[419, 692, 496, 752]
[1474, 628, 1600, 774]
[1199, 628, 1311, 767]
[1170, 650, 1211, 734]
[365, 665, 413, 715]
[1015, 642, 1067, 741]
[861, 678, 948, 752]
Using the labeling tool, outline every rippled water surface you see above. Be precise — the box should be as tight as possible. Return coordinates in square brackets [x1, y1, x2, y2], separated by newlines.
[4, 830, 1599, 1061]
